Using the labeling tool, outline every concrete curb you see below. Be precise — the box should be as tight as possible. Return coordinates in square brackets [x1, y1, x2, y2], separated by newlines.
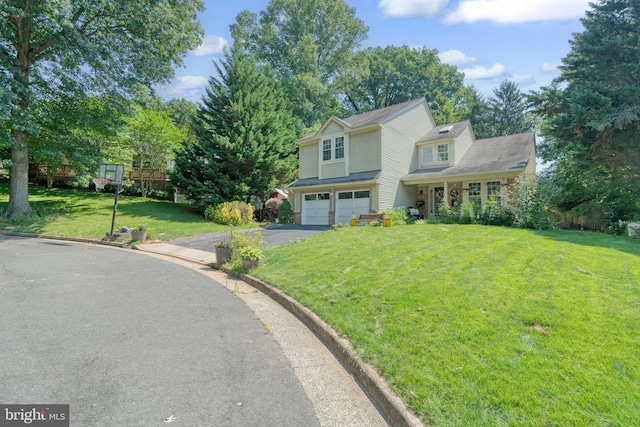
[234, 270, 424, 427]
[0, 230, 128, 248]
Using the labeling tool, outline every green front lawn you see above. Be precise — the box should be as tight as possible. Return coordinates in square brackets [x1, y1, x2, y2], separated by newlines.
[2, 185, 638, 425]
[254, 224, 640, 426]
[0, 183, 235, 239]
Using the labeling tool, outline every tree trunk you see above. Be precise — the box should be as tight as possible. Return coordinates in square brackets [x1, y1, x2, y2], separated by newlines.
[4, 130, 32, 217]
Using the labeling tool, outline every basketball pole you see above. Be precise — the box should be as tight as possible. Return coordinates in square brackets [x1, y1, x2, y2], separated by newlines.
[109, 182, 121, 236]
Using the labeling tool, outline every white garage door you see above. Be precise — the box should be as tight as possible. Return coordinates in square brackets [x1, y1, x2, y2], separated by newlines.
[335, 190, 370, 224]
[301, 193, 330, 225]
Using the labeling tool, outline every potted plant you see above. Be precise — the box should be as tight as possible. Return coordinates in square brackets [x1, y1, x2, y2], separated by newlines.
[383, 215, 392, 227]
[350, 215, 358, 226]
[131, 225, 148, 242]
[238, 245, 264, 269]
[213, 235, 233, 264]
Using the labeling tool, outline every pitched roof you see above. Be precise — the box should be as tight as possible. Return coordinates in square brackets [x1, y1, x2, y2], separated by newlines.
[341, 98, 426, 128]
[287, 170, 381, 189]
[402, 132, 535, 181]
[297, 98, 427, 143]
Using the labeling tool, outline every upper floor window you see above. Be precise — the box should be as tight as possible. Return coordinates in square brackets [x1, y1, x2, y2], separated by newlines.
[322, 139, 332, 161]
[437, 144, 449, 161]
[322, 136, 346, 161]
[335, 137, 345, 159]
[421, 143, 449, 165]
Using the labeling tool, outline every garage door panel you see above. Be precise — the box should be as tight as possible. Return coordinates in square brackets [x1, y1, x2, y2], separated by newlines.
[336, 190, 370, 224]
[301, 193, 330, 225]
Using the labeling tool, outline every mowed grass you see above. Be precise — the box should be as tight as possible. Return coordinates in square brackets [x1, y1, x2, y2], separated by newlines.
[254, 224, 640, 426]
[0, 183, 233, 240]
[2, 185, 639, 425]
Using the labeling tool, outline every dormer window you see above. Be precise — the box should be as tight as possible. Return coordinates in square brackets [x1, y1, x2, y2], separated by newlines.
[322, 135, 346, 161]
[421, 143, 449, 166]
[437, 144, 449, 161]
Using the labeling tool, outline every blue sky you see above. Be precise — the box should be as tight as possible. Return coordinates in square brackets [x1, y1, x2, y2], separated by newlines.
[156, 0, 592, 104]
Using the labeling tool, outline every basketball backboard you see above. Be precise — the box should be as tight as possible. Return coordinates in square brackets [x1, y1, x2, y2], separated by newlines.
[98, 164, 125, 184]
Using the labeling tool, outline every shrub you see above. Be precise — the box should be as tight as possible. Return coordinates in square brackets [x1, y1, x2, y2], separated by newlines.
[147, 189, 170, 201]
[507, 172, 551, 230]
[481, 201, 515, 227]
[205, 201, 254, 225]
[459, 201, 481, 224]
[229, 229, 265, 272]
[383, 207, 409, 225]
[604, 221, 627, 236]
[237, 245, 264, 260]
[278, 200, 294, 223]
[436, 203, 458, 224]
[263, 198, 282, 221]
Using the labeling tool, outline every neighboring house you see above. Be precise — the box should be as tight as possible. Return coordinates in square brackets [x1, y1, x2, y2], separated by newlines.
[286, 98, 536, 225]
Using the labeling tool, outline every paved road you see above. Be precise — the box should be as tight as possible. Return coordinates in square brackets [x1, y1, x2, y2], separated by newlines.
[170, 225, 331, 252]
[0, 236, 320, 426]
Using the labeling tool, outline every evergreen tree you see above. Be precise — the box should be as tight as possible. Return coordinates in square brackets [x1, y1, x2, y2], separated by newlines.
[486, 80, 536, 137]
[531, 0, 640, 220]
[171, 48, 298, 207]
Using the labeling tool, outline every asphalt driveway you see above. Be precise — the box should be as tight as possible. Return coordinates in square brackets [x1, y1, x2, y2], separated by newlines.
[0, 236, 319, 426]
[170, 224, 331, 252]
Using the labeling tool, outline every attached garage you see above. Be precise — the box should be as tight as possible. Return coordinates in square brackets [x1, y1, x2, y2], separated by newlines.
[335, 190, 370, 224]
[301, 193, 330, 225]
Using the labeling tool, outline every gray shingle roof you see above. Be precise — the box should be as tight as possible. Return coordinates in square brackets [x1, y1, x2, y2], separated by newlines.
[297, 98, 426, 144]
[403, 132, 535, 181]
[341, 98, 426, 128]
[287, 170, 381, 189]
[417, 120, 471, 144]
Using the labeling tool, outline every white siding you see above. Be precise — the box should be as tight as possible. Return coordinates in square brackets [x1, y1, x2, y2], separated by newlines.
[349, 131, 381, 173]
[321, 161, 346, 179]
[378, 103, 434, 210]
[321, 122, 345, 136]
[453, 127, 474, 165]
[299, 143, 318, 178]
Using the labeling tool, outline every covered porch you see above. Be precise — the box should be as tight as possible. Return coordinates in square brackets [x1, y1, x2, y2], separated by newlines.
[403, 175, 516, 220]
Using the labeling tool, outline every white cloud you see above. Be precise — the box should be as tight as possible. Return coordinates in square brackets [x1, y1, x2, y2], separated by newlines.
[156, 75, 209, 101]
[542, 62, 561, 74]
[444, 0, 591, 24]
[379, 0, 448, 18]
[191, 35, 229, 57]
[460, 63, 506, 79]
[438, 49, 476, 66]
[508, 73, 535, 85]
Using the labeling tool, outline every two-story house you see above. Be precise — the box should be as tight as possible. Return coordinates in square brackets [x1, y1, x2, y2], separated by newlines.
[286, 98, 536, 225]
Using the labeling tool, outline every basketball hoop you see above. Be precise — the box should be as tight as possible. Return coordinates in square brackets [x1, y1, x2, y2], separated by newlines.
[91, 177, 110, 192]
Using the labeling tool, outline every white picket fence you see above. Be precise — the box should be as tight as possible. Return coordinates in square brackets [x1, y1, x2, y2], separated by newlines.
[625, 221, 640, 238]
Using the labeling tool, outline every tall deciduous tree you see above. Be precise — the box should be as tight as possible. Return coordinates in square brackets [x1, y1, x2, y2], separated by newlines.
[171, 47, 298, 207]
[486, 80, 536, 137]
[28, 96, 123, 187]
[531, 0, 640, 220]
[336, 46, 473, 124]
[230, 0, 368, 129]
[121, 107, 186, 198]
[0, 0, 203, 217]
